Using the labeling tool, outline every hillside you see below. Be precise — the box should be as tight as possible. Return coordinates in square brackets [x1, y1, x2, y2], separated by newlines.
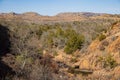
[75, 22, 120, 79]
[51, 22, 120, 80]
[0, 12, 120, 80]
[0, 12, 120, 23]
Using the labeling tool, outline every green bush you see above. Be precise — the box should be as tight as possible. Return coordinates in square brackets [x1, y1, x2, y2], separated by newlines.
[98, 54, 117, 69]
[64, 28, 76, 38]
[105, 55, 117, 68]
[56, 27, 64, 37]
[64, 33, 85, 54]
[99, 34, 106, 41]
[47, 37, 54, 48]
[36, 28, 43, 39]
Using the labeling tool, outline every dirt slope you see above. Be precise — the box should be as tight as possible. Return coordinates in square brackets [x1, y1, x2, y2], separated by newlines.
[75, 22, 120, 79]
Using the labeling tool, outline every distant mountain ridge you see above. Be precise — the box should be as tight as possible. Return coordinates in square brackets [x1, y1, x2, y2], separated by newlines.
[56, 12, 103, 17]
[0, 12, 120, 23]
[0, 12, 113, 16]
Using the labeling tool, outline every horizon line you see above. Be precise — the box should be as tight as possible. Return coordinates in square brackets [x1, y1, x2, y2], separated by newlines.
[0, 11, 120, 16]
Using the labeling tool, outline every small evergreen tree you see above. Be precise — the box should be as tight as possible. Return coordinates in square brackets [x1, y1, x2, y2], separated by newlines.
[64, 33, 85, 54]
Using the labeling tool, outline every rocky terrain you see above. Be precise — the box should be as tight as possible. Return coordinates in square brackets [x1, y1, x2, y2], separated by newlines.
[0, 12, 120, 80]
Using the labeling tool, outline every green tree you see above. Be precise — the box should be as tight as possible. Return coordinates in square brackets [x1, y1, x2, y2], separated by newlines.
[64, 28, 77, 39]
[64, 34, 85, 54]
[56, 27, 64, 37]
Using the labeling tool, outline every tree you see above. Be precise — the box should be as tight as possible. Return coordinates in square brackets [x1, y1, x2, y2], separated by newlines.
[64, 33, 85, 54]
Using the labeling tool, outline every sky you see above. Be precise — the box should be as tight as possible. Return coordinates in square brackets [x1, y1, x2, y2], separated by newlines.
[0, 0, 120, 16]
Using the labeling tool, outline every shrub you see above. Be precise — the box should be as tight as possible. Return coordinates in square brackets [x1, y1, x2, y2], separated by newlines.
[64, 34, 85, 54]
[36, 27, 43, 39]
[105, 55, 117, 69]
[56, 27, 64, 37]
[30, 64, 53, 80]
[47, 37, 54, 48]
[98, 54, 117, 69]
[99, 34, 106, 41]
[64, 28, 76, 39]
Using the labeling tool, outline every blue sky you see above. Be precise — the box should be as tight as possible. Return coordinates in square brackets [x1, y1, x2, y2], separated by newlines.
[0, 0, 120, 16]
